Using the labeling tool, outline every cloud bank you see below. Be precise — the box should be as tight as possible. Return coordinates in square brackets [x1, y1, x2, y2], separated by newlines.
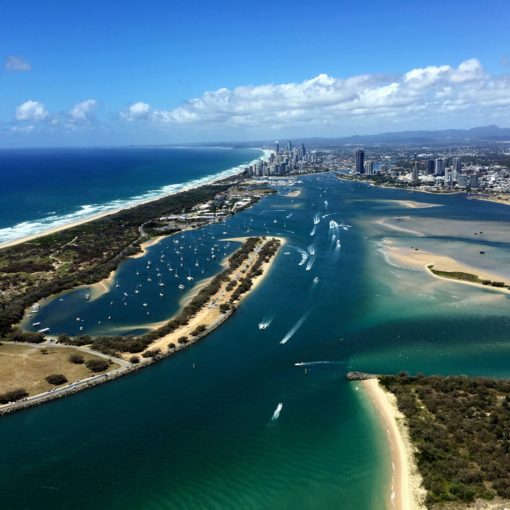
[7, 59, 510, 140]
[143, 59, 508, 129]
[5, 56, 31, 72]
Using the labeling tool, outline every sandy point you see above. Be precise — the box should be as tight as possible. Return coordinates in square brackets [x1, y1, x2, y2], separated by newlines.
[361, 379, 426, 510]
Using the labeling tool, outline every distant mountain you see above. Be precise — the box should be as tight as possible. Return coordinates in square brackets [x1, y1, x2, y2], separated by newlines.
[177, 125, 510, 150]
[326, 125, 510, 146]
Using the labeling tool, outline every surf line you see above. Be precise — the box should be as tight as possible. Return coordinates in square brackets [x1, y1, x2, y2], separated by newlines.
[280, 312, 309, 344]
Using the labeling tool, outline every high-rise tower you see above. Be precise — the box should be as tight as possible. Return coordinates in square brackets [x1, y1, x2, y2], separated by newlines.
[355, 149, 365, 174]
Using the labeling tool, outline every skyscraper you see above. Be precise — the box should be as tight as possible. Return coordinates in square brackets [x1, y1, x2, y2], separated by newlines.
[411, 161, 419, 183]
[301, 143, 306, 157]
[426, 160, 435, 175]
[355, 149, 365, 174]
[434, 158, 445, 176]
[275, 141, 280, 154]
[364, 161, 374, 175]
[452, 157, 461, 173]
[288, 141, 293, 152]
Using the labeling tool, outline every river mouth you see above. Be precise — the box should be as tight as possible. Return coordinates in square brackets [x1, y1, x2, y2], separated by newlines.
[3, 173, 510, 509]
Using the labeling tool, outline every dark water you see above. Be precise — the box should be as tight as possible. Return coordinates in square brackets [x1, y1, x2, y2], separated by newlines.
[4, 174, 510, 509]
[0, 147, 262, 243]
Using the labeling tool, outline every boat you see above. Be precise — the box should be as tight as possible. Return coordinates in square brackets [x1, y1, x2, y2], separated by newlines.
[32, 322, 41, 327]
[186, 269, 194, 281]
[178, 284, 185, 290]
[85, 293, 91, 301]
[142, 303, 148, 307]
[38, 327, 50, 333]
[313, 276, 319, 283]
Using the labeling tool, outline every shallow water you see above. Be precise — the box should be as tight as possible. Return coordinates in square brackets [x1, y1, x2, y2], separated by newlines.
[4, 174, 510, 509]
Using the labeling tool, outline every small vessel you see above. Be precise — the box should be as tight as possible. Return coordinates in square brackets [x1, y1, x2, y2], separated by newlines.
[159, 282, 165, 287]
[159, 292, 164, 297]
[85, 293, 90, 301]
[186, 270, 194, 281]
[38, 327, 50, 333]
[313, 276, 319, 283]
[178, 284, 185, 290]
[142, 303, 148, 307]
[32, 322, 41, 327]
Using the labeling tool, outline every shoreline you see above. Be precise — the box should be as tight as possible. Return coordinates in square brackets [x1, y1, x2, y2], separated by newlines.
[139, 236, 284, 357]
[361, 379, 425, 510]
[0, 148, 273, 250]
[380, 241, 510, 295]
[1, 237, 283, 416]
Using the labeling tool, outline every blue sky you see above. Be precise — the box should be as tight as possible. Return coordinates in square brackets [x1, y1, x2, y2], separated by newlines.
[1, 0, 510, 146]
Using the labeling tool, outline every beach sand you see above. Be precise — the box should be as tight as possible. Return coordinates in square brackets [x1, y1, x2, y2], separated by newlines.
[381, 241, 510, 294]
[0, 150, 272, 251]
[362, 379, 426, 510]
[131, 236, 285, 358]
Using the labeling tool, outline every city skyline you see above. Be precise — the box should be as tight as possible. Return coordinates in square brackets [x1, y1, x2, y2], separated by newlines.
[2, 0, 510, 147]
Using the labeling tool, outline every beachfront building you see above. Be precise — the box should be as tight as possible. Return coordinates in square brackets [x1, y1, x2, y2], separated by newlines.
[356, 149, 365, 174]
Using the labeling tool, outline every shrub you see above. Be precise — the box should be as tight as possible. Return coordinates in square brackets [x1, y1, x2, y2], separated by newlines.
[178, 336, 188, 345]
[191, 325, 207, 336]
[141, 348, 161, 359]
[0, 388, 28, 404]
[45, 374, 68, 385]
[68, 354, 84, 364]
[129, 355, 140, 364]
[85, 359, 109, 372]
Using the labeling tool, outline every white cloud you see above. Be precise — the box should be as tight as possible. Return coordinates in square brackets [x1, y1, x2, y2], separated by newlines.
[69, 99, 97, 122]
[121, 102, 152, 121]
[5, 56, 31, 72]
[15, 100, 49, 121]
[144, 58, 509, 130]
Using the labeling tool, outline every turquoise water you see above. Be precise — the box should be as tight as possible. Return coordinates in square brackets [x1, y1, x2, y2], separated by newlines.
[3, 174, 510, 509]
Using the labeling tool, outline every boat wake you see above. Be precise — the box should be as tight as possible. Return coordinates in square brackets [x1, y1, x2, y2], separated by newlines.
[280, 313, 309, 344]
[294, 361, 343, 367]
[310, 225, 317, 236]
[258, 316, 273, 330]
[271, 403, 283, 421]
[296, 248, 309, 266]
[313, 213, 321, 225]
[305, 255, 316, 271]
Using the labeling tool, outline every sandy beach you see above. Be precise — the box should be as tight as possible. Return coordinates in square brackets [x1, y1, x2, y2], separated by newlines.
[134, 236, 284, 358]
[0, 149, 273, 251]
[361, 379, 425, 510]
[382, 242, 510, 294]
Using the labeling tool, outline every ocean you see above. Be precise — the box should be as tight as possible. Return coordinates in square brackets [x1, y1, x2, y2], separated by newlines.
[0, 147, 263, 244]
[2, 172, 510, 509]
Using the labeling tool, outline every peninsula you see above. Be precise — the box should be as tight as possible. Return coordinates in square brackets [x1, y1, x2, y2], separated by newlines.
[354, 373, 510, 510]
[0, 174, 281, 415]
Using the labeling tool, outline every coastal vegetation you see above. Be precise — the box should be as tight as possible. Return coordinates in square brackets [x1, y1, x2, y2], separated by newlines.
[0, 182, 235, 337]
[380, 374, 510, 508]
[0, 343, 119, 398]
[59, 236, 281, 357]
[427, 265, 510, 290]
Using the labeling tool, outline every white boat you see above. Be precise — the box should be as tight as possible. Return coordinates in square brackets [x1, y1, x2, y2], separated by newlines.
[186, 270, 194, 281]
[178, 284, 185, 290]
[32, 322, 41, 327]
[142, 303, 148, 307]
[85, 293, 91, 301]
[38, 327, 50, 333]
[313, 276, 319, 283]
